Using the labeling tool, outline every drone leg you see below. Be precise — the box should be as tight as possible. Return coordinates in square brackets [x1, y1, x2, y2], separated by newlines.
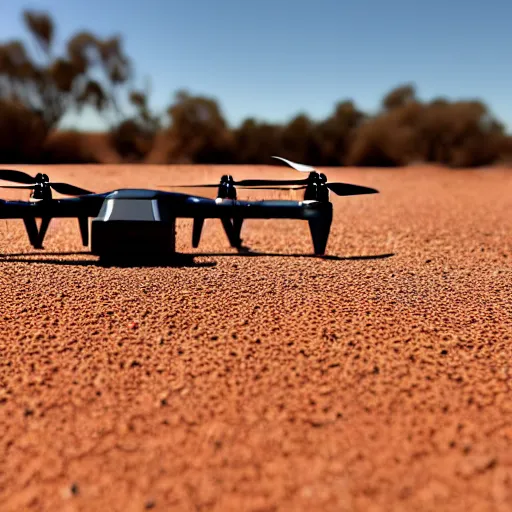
[232, 217, 244, 247]
[22, 217, 40, 248]
[192, 218, 205, 248]
[37, 217, 52, 248]
[78, 216, 89, 246]
[220, 218, 240, 248]
[308, 208, 333, 256]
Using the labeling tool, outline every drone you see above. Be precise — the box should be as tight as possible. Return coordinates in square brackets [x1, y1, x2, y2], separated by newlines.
[0, 156, 378, 261]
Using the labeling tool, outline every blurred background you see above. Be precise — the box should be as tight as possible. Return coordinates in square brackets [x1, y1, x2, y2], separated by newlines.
[1, 0, 512, 167]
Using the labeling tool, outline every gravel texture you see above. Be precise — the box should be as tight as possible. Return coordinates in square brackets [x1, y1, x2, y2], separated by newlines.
[1, 164, 511, 511]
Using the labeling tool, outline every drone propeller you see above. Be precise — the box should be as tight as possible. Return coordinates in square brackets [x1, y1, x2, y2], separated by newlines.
[238, 185, 307, 191]
[167, 156, 378, 197]
[271, 156, 316, 172]
[0, 169, 94, 197]
[0, 169, 37, 184]
[169, 179, 306, 188]
[0, 169, 94, 248]
[0, 184, 36, 189]
[47, 182, 94, 196]
[170, 179, 377, 197]
[0, 182, 93, 196]
[269, 156, 379, 196]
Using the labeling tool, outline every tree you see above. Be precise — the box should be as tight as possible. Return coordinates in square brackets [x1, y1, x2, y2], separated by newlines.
[163, 90, 234, 163]
[0, 9, 132, 130]
[110, 88, 161, 162]
[279, 113, 320, 164]
[0, 99, 47, 162]
[416, 100, 506, 167]
[381, 83, 417, 111]
[315, 100, 366, 165]
[232, 119, 283, 164]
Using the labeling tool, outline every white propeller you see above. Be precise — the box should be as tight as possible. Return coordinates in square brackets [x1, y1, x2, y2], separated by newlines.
[271, 156, 317, 173]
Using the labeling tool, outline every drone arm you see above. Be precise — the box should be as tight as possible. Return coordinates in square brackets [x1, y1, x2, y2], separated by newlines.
[219, 200, 330, 220]
[32, 196, 106, 218]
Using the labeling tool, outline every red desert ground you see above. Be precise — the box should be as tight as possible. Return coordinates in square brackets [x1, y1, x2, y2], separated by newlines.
[1, 164, 511, 511]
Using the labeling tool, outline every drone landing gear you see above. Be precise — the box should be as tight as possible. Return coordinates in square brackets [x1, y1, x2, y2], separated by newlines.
[308, 205, 333, 256]
[192, 216, 245, 251]
[37, 217, 51, 249]
[221, 217, 244, 250]
[78, 216, 89, 246]
[22, 217, 40, 248]
[192, 218, 205, 248]
[31, 216, 89, 249]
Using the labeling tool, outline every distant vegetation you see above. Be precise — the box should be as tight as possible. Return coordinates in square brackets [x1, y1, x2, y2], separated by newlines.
[1, 10, 512, 167]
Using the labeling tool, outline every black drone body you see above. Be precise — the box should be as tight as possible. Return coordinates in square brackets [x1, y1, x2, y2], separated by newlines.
[0, 157, 379, 260]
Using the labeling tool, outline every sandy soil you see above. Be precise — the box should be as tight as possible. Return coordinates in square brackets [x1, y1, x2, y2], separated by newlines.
[1, 164, 511, 512]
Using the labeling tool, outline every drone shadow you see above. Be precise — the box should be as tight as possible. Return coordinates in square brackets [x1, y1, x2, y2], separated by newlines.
[1, 251, 91, 257]
[0, 249, 394, 267]
[191, 250, 395, 261]
[0, 252, 216, 268]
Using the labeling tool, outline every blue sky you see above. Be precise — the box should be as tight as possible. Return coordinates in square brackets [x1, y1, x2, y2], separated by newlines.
[1, 0, 511, 131]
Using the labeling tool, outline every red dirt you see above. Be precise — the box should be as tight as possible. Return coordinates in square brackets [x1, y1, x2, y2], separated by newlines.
[1, 165, 511, 512]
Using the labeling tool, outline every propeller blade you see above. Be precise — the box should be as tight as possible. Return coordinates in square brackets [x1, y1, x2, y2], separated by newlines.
[235, 178, 307, 186]
[0, 169, 36, 184]
[271, 156, 317, 172]
[49, 182, 94, 196]
[326, 183, 379, 196]
[171, 179, 308, 187]
[0, 184, 35, 189]
[220, 218, 241, 248]
[238, 185, 307, 190]
[170, 184, 219, 188]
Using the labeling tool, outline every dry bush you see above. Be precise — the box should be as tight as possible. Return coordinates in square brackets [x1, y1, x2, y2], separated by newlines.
[232, 101, 366, 166]
[0, 11, 130, 130]
[161, 90, 234, 164]
[382, 83, 416, 111]
[279, 114, 319, 164]
[232, 120, 283, 164]
[42, 130, 120, 164]
[0, 9, 137, 164]
[144, 131, 174, 164]
[110, 119, 155, 162]
[0, 99, 47, 163]
[109, 89, 160, 162]
[41, 130, 97, 163]
[347, 85, 510, 168]
[2, 10, 512, 170]
[493, 135, 512, 164]
[315, 101, 367, 165]
[347, 101, 424, 166]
